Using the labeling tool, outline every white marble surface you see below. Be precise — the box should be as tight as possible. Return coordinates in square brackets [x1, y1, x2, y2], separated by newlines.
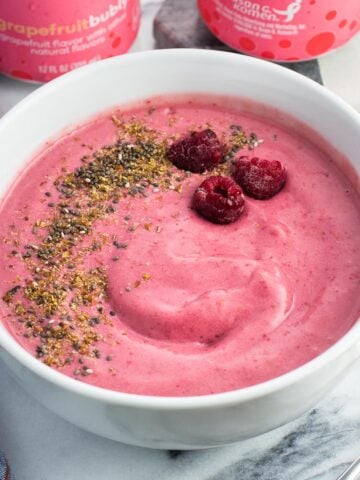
[0, 1, 359, 479]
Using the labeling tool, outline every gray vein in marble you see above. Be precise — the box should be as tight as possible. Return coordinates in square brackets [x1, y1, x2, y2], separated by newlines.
[161, 366, 360, 480]
[209, 403, 359, 480]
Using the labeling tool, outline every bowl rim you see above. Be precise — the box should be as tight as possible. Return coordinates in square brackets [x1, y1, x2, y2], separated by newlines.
[0, 48, 359, 410]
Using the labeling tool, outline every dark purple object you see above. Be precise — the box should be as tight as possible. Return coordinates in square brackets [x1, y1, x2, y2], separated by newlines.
[153, 0, 323, 84]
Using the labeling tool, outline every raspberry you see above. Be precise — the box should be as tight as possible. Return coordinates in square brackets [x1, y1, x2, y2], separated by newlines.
[167, 129, 223, 173]
[192, 175, 245, 224]
[232, 156, 286, 200]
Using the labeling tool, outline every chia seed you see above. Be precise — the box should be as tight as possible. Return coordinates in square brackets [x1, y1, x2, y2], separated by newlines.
[2, 116, 194, 369]
[90, 316, 101, 325]
[113, 240, 128, 249]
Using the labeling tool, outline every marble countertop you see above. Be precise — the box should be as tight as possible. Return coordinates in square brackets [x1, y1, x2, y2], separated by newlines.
[0, 1, 359, 479]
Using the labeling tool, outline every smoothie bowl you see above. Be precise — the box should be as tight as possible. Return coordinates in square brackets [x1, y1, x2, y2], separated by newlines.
[0, 49, 359, 449]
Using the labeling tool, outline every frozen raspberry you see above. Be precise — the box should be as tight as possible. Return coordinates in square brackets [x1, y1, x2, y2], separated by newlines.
[192, 175, 245, 224]
[232, 156, 286, 200]
[167, 129, 223, 173]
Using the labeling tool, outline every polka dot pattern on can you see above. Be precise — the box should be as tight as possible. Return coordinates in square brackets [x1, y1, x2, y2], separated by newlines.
[198, 0, 360, 62]
[306, 32, 336, 56]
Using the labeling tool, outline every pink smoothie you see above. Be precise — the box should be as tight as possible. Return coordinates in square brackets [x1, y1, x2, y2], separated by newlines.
[1, 96, 359, 396]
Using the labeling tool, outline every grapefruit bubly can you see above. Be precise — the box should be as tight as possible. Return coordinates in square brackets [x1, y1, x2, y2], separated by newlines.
[198, 0, 359, 62]
[0, 0, 140, 82]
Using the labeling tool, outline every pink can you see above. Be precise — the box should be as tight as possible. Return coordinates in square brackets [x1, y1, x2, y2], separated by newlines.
[198, 0, 359, 62]
[0, 0, 140, 82]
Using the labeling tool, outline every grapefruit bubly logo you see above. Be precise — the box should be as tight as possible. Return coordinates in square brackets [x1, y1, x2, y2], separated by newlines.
[0, 0, 139, 82]
[233, 0, 303, 22]
[0, 0, 128, 38]
[89, 0, 128, 27]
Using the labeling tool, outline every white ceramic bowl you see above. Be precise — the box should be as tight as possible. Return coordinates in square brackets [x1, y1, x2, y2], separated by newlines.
[0, 49, 359, 449]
